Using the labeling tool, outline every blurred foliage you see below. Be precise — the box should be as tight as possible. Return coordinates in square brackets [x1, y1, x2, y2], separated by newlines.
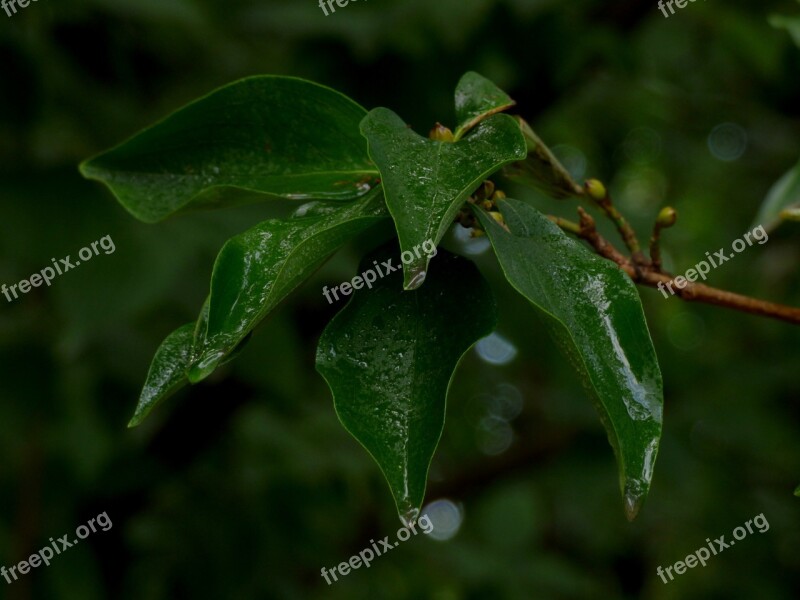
[1, 0, 799, 598]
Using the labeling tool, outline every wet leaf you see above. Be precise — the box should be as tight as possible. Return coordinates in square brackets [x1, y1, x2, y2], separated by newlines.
[80, 76, 379, 223]
[129, 323, 194, 427]
[502, 117, 583, 198]
[770, 13, 800, 48]
[129, 306, 253, 426]
[454, 71, 516, 139]
[475, 198, 663, 520]
[754, 159, 800, 232]
[188, 189, 388, 382]
[360, 108, 526, 289]
[316, 246, 496, 521]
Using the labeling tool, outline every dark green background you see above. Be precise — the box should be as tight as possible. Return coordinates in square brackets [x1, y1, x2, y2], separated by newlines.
[1, 0, 798, 598]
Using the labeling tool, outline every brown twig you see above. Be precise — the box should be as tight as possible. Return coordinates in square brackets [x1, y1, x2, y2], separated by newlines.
[551, 207, 800, 326]
[584, 180, 648, 266]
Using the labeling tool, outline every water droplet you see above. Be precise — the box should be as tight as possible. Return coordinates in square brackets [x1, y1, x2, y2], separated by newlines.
[406, 270, 427, 290]
[623, 478, 646, 522]
[399, 506, 420, 528]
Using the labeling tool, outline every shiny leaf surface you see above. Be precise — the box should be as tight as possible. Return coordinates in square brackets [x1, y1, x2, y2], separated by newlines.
[453, 71, 516, 139]
[129, 323, 195, 427]
[189, 189, 389, 382]
[475, 198, 663, 520]
[770, 13, 800, 48]
[316, 246, 496, 521]
[80, 76, 379, 222]
[360, 109, 526, 289]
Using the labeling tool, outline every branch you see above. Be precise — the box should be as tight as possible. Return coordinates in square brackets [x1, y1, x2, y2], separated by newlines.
[552, 207, 800, 326]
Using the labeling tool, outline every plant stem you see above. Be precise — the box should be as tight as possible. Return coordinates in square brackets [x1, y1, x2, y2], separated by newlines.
[548, 209, 800, 325]
[593, 193, 646, 264]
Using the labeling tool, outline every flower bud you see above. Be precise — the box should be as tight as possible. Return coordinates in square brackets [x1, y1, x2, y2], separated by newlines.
[656, 206, 677, 228]
[585, 179, 607, 200]
[488, 211, 505, 226]
[429, 123, 455, 142]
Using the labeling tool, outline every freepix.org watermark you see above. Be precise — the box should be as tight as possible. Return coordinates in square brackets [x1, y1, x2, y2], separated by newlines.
[1, 234, 115, 303]
[657, 0, 706, 19]
[321, 514, 434, 585]
[656, 512, 769, 584]
[318, 0, 366, 17]
[2, 0, 38, 18]
[2, 512, 112, 585]
[322, 239, 437, 304]
[657, 225, 767, 298]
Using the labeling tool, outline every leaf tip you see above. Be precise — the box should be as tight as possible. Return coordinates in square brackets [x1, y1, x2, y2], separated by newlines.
[622, 477, 650, 522]
[399, 506, 421, 528]
[187, 352, 223, 383]
[623, 492, 642, 522]
[403, 269, 428, 291]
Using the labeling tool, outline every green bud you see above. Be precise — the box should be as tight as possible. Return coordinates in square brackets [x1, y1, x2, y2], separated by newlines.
[429, 123, 455, 142]
[488, 211, 505, 226]
[657, 206, 678, 228]
[585, 179, 607, 200]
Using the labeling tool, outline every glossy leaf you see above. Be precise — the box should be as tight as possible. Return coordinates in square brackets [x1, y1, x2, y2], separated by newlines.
[189, 189, 388, 382]
[754, 159, 800, 232]
[129, 305, 253, 426]
[453, 71, 516, 140]
[770, 13, 800, 48]
[316, 246, 496, 522]
[475, 198, 663, 520]
[80, 76, 379, 223]
[129, 323, 195, 427]
[502, 117, 583, 198]
[360, 108, 526, 289]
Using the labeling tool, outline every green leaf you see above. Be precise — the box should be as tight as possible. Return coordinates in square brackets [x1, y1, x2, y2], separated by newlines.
[80, 76, 379, 223]
[129, 323, 195, 427]
[770, 13, 800, 48]
[474, 198, 663, 520]
[316, 246, 496, 522]
[360, 109, 526, 289]
[754, 159, 800, 232]
[454, 71, 516, 140]
[130, 298, 256, 426]
[189, 189, 389, 382]
[502, 117, 584, 199]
